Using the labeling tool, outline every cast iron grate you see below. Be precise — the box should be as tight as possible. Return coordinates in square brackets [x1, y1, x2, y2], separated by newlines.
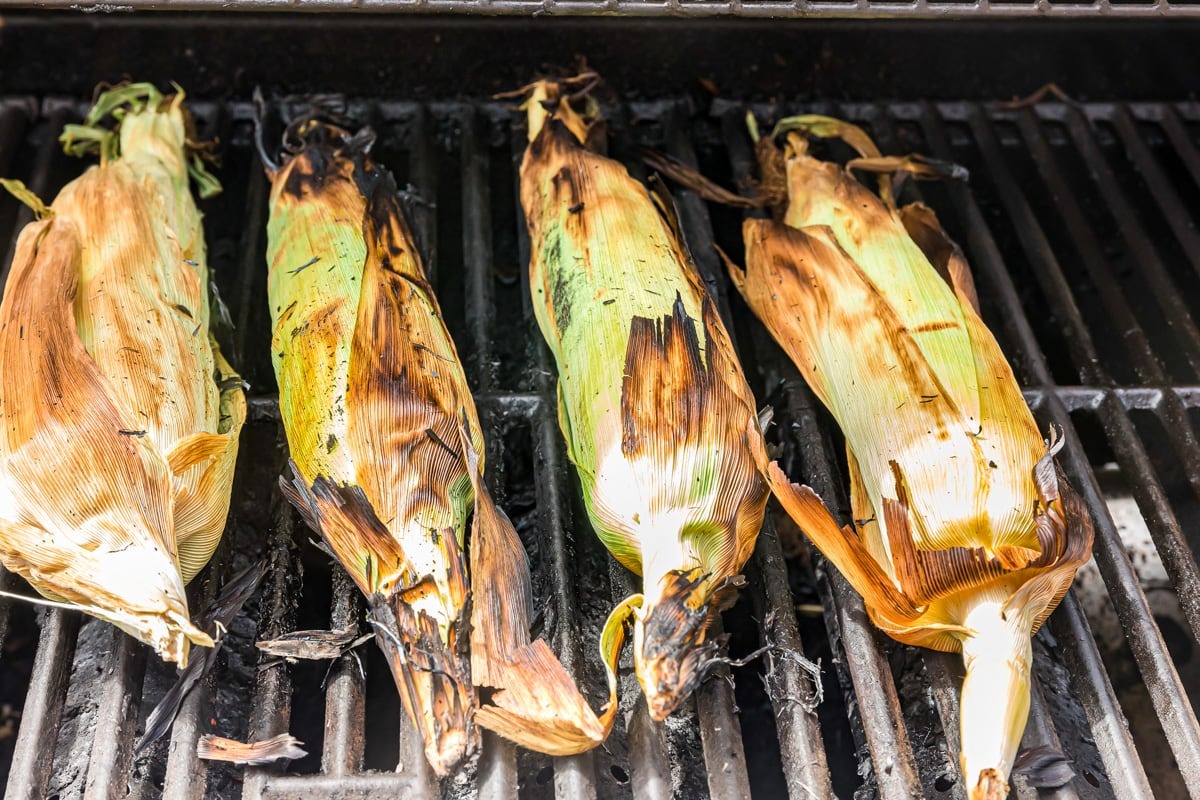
[0, 95, 1197, 800]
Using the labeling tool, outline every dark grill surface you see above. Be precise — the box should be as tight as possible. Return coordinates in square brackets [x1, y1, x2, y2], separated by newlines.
[0, 90, 1199, 800]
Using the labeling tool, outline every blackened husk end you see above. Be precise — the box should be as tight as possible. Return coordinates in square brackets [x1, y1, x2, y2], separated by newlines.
[636, 568, 723, 720]
[367, 591, 478, 776]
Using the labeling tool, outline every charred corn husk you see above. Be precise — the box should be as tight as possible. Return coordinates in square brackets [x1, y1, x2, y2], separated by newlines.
[723, 116, 1094, 799]
[265, 114, 607, 776]
[0, 83, 244, 666]
[516, 78, 770, 720]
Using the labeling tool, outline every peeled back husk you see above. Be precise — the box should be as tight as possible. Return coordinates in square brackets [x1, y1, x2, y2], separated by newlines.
[265, 116, 607, 776]
[517, 78, 769, 721]
[0, 83, 245, 667]
[726, 116, 1094, 799]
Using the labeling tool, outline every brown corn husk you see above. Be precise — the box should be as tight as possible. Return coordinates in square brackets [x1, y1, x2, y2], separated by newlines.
[264, 113, 607, 775]
[0, 83, 244, 667]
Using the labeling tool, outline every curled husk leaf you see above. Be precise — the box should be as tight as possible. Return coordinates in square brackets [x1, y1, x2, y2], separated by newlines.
[265, 114, 607, 775]
[0, 83, 244, 667]
[516, 77, 769, 721]
[726, 115, 1094, 799]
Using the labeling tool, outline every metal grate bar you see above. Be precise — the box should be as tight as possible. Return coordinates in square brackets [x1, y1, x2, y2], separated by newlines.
[159, 669, 211, 800]
[463, 105, 499, 395]
[747, 520, 835, 800]
[320, 572, 366, 776]
[258, 772, 427, 797]
[1019, 681, 1080, 800]
[1058, 105, 1200, 377]
[477, 733, 518, 800]
[82, 631, 148, 800]
[1157, 106, 1200, 193]
[624, 695, 672, 800]
[5, 611, 81, 800]
[1045, 592, 1155, 799]
[230, 164, 271, 383]
[410, 104, 439, 288]
[920, 652, 971, 800]
[1107, 105, 1200, 282]
[242, 490, 303, 799]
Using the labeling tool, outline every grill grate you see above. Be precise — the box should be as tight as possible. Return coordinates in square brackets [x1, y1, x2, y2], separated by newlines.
[0, 95, 1198, 800]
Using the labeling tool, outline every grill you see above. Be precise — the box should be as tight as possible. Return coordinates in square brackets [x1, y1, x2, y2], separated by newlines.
[0, 15, 1199, 800]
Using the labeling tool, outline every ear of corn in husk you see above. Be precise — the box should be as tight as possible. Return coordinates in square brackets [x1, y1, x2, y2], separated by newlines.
[700, 115, 1093, 799]
[264, 114, 608, 775]
[0, 83, 244, 667]
[515, 77, 770, 720]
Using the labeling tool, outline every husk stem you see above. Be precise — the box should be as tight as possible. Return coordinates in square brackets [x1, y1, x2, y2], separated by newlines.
[518, 76, 769, 721]
[61, 82, 221, 199]
[957, 593, 1033, 800]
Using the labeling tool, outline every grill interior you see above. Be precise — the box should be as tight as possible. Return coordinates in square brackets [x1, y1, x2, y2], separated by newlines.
[1, 16, 1199, 800]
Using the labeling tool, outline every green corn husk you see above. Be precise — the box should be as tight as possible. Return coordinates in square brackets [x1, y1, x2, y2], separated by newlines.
[652, 114, 1095, 799]
[264, 113, 608, 775]
[515, 77, 770, 720]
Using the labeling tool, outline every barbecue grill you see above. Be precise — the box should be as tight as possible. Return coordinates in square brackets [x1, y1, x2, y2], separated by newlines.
[0, 13, 1197, 800]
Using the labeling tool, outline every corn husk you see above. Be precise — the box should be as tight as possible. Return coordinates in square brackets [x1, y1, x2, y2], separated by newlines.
[0, 83, 244, 667]
[265, 116, 607, 775]
[516, 78, 770, 720]
[720, 116, 1094, 799]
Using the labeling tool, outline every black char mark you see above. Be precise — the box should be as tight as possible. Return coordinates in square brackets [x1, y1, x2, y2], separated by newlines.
[620, 292, 710, 458]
